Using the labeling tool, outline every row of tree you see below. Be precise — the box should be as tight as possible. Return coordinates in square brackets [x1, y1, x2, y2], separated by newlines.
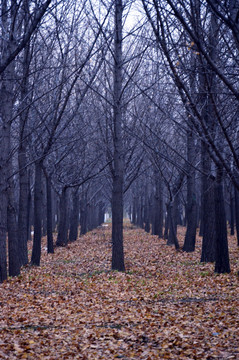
[0, 0, 238, 282]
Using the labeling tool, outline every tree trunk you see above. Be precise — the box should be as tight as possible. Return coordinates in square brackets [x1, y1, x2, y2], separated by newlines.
[235, 186, 239, 246]
[152, 175, 163, 238]
[98, 201, 105, 226]
[46, 176, 54, 253]
[18, 145, 30, 265]
[56, 187, 69, 246]
[214, 167, 230, 273]
[80, 196, 87, 235]
[0, 117, 8, 281]
[69, 189, 79, 242]
[200, 145, 216, 262]
[144, 196, 150, 233]
[27, 179, 32, 241]
[7, 175, 21, 277]
[18, 39, 31, 266]
[132, 197, 136, 225]
[0, 14, 15, 280]
[41, 176, 47, 236]
[111, 0, 125, 271]
[31, 161, 43, 266]
[164, 212, 169, 240]
[183, 128, 197, 252]
[230, 190, 235, 235]
[167, 202, 180, 250]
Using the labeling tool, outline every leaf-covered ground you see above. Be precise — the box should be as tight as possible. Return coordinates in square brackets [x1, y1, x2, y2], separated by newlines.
[0, 222, 238, 359]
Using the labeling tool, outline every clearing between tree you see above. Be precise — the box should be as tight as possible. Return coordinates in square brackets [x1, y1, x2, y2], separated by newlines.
[0, 223, 238, 359]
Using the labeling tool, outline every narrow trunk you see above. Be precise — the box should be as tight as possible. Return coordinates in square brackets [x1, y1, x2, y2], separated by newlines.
[98, 201, 105, 226]
[132, 197, 136, 225]
[163, 212, 169, 240]
[167, 202, 180, 250]
[41, 177, 47, 236]
[27, 179, 32, 241]
[18, 147, 29, 265]
[183, 129, 197, 252]
[200, 1, 219, 262]
[7, 176, 21, 277]
[152, 175, 163, 238]
[144, 196, 150, 233]
[0, 2, 15, 280]
[80, 197, 87, 235]
[214, 168, 230, 273]
[200, 145, 216, 262]
[56, 187, 69, 246]
[31, 161, 43, 266]
[18, 38, 31, 266]
[69, 189, 79, 242]
[46, 176, 54, 253]
[235, 186, 239, 246]
[111, 0, 125, 271]
[230, 191, 234, 235]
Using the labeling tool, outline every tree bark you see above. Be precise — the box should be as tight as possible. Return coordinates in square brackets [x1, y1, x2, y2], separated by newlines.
[69, 189, 79, 242]
[46, 176, 54, 253]
[80, 195, 87, 235]
[167, 202, 180, 250]
[56, 187, 69, 246]
[0, 6, 16, 280]
[18, 144, 30, 265]
[152, 175, 163, 238]
[31, 161, 43, 266]
[230, 190, 235, 236]
[200, 150, 216, 262]
[214, 167, 230, 273]
[7, 175, 21, 277]
[18, 35, 31, 267]
[235, 186, 239, 246]
[183, 129, 197, 252]
[111, 0, 125, 271]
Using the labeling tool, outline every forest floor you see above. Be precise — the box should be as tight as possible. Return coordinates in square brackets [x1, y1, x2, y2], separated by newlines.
[0, 222, 239, 360]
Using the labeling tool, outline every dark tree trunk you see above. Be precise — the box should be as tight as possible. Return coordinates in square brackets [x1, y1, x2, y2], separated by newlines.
[183, 128, 197, 252]
[80, 197, 87, 235]
[167, 202, 180, 250]
[98, 201, 105, 226]
[199, 204, 203, 237]
[200, 3, 219, 262]
[56, 187, 69, 247]
[152, 175, 163, 238]
[0, 23, 15, 281]
[200, 144, 216, 262]
[164, 212, 169, 240]
[132, 197, 136, 225]
[235, 186, 239, 246]
[27, 179, 32, 241]
[41, 176, 47, 236]
[214, 168, 230, 273]
[111, 0, 125, 271]
[31, 161, 43, 266]
[46, 176, 54, 253]
[0, 186, 7, 282]
[144, 196, 150, 233]
[51, 190, 58, 233]
[136, 200, 143, 229]
[87, 203, 92, 231]
[230, 191, 235, 235]
[18, 39, 31, 266]
[18, 147, 29, 266]
[7, 180, 21, 277]
[69, 189, 79, 242]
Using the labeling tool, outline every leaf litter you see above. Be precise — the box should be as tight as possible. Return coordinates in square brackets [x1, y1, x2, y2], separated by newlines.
[0, 222, 238, 359]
